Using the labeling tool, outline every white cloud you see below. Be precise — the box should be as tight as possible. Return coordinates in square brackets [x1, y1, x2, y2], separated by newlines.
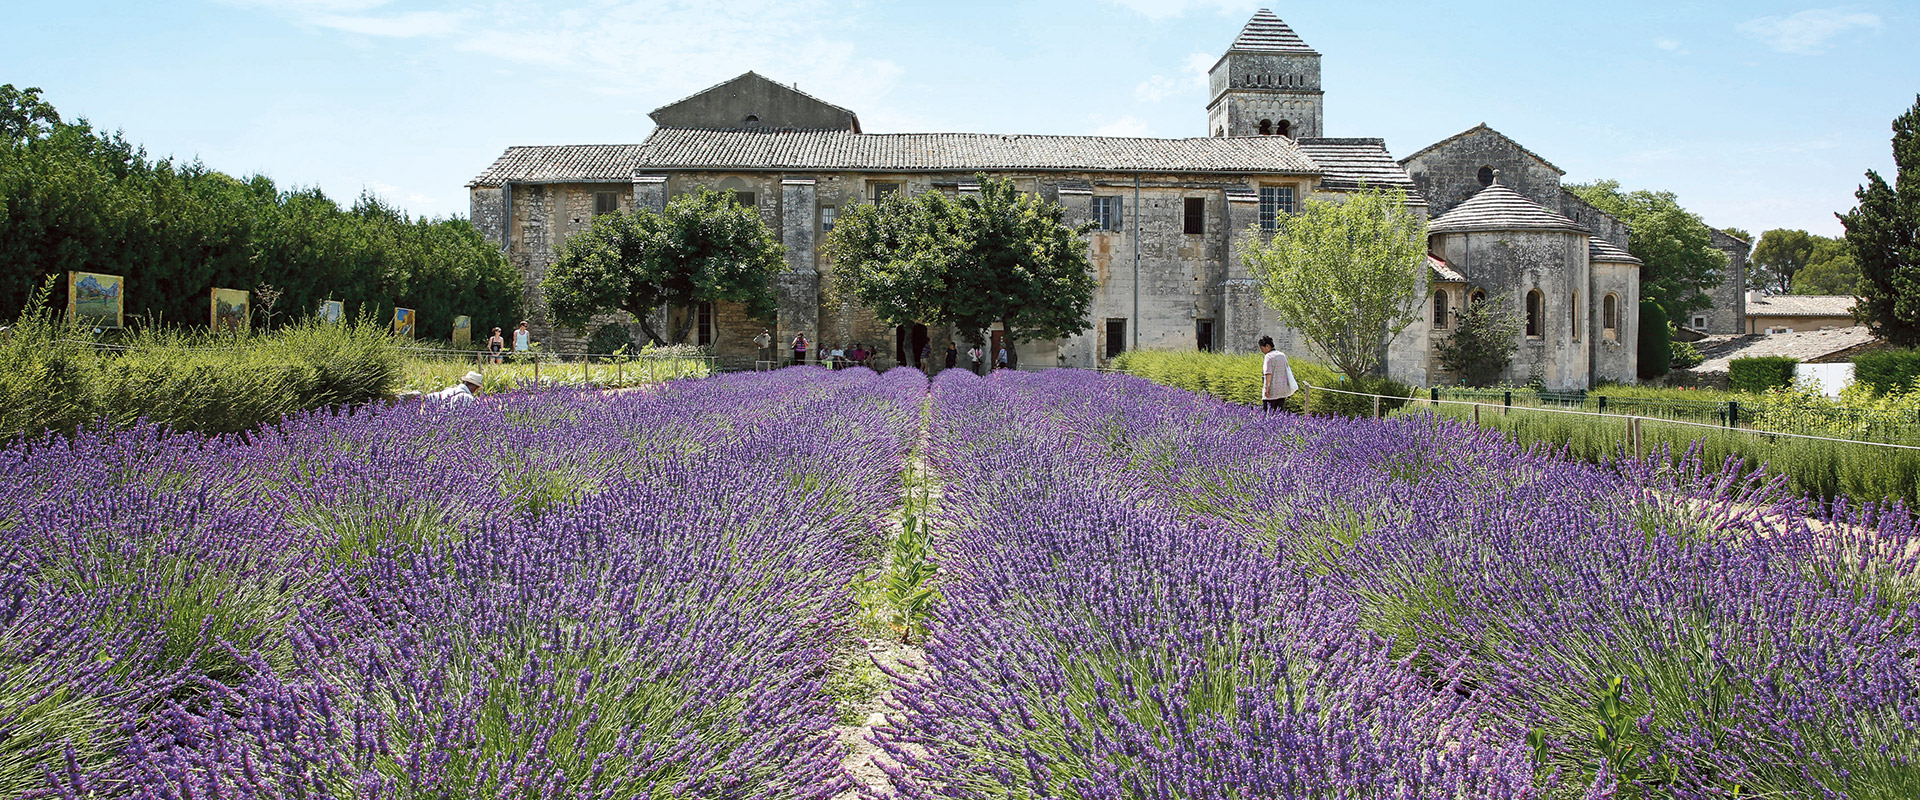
[1091, 114, 1155, 137]
[1654, 38, 1687, 55]
[310, 10, 464, 37]
[1099, 0, 1248, 21]
[1738, 8, 1882, 55]
[1134, 52, 1215, 103]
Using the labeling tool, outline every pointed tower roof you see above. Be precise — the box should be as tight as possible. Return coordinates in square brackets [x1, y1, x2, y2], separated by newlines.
[1229, 9, 1317, 54]
[1429, 177, 1590, 235]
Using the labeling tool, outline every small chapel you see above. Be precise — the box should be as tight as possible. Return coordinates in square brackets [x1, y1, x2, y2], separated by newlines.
[469, 9, 1750, 389]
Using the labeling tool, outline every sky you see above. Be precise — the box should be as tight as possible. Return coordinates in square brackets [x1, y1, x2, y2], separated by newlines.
[4, 1, 1915, 237]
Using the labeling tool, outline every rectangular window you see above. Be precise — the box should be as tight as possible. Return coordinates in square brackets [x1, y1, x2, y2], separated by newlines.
[1184, 197, 1206, 234]
[1195, 319, 1215, 352]
[1259, 186, 1295, 231]
[821, 206, 836, 231]
[1105, 318, 1127, 359]
[1571, 292, 1580, 340]
[1092, 196, 1123, 232]
[732, 191, 756, 208]
[696, 302, 715, 347]
[593, 191, 620, 216]
[1691, 315, 1708, 330]
[870, 182, 901, 203]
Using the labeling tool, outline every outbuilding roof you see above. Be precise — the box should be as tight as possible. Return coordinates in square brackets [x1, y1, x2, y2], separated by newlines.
[1587, 237, 1642, 265]
[1692, 326, 1879, 373]
[1294, 138, 1423, 202]
[1428, 254, 1466, 283]
[1427, 181, 1590, 235]
[469, 144, 646, 187]
[629, 127, 1324, 174]
[1747, 295, 1857, 318]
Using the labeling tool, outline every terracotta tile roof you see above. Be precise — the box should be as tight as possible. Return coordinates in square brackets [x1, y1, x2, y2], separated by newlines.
[1428, 254, 1466, 283]
[1293, 138, 1423, 202]
[1588, 237, 1642, 265]
[1427, 181, 1589, 235]
[1747, 295, 1857, 318]
[1692, 326, 1879, 373]
[631, 128, 1324, 174]
[468, 144, 646, 187]
[1229, 9, 1317, 54]
[1398, 123, 1566, 176]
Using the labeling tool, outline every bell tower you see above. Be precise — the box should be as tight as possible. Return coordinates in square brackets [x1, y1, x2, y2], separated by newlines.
[1206, 9, 1322, 139]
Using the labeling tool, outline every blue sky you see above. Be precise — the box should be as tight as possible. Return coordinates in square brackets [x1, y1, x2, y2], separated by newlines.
[5, 1, 1914, 237]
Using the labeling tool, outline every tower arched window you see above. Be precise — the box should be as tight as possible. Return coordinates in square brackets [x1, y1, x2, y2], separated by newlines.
[1276, 120, 1291, 137]
[1432, 290, 1449, 328]
[1477, 167, 1495, 186]
[1259, 119, 1273, 136]
[1603, 294, 1619, 338]
[1526, 289, 1544, 338]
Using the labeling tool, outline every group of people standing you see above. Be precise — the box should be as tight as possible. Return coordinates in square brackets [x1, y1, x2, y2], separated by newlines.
[484, 321, 533, 364]
[752, 328, 1010, 374]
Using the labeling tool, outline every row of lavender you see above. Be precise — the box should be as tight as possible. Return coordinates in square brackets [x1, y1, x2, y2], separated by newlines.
[2, 368, 923, 798]
[881, 369, 1919, 798]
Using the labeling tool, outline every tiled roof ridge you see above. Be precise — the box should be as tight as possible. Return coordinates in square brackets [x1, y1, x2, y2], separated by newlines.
[1230, 9, 1317, 54]
[1428, 179, 1589, 234]
[1587, 236, 1642, 265]
[1295, 137, 1385, 146]
[1398, 123, 1566, 176]
[649, 71, 858, 120]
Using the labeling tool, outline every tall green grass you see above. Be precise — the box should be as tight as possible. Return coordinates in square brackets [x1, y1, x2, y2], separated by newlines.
[0, 301, 403, 441]
[1109, 350, 1413, 416]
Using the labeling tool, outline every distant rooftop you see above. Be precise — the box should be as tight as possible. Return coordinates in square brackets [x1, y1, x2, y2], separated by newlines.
[1428, 180, 1589, 235]
[1747, 295, 1857, 319]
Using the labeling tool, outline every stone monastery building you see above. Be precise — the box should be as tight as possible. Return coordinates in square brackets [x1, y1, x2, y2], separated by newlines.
[469, 9, 1748, 389]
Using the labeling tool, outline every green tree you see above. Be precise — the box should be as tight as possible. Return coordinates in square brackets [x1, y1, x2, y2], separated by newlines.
[542, 189, 785, 345]
[825, 175, 1097, 368]
[1791, 236, 1862, 295]
[1722, 227, 1752, 243]
[1568, 180, 1728, 324]
[1841, 95, 1920, 346]
[1243, 188, 1427, 381]
[1751, 228, 1816, 293]
[1639, 300, 1671, 380]
[1435, 295, 1523, 387]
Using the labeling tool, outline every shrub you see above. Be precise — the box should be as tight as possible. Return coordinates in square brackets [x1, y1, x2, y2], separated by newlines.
[586, 324, 634, 361]
[0, 290, 102, 440]
[1639, 301, 1671, 379]
[1729, 355, 1799, 393]
[1436, 295, 1523, 386]
[1853, 348, 1920, 396]
[1111, 350, 1383, 415]
[1669, 340, 1704, 370]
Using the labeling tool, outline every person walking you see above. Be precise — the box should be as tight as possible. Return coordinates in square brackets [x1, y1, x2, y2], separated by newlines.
[426, 371, 484, 410]
[791, 332, 809, 366]
[944, 343, 958, 371]
[753, 328, 773, 367]
[995, 345, 1010, 371]
[967, 344, 983, 375]
[1259, 335, 1297, 412]
[486, 327, 505, 364]
[513, 321, 531, 355]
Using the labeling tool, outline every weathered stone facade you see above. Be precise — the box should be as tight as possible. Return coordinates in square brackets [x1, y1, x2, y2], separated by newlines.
[468, 9, 1676, 387]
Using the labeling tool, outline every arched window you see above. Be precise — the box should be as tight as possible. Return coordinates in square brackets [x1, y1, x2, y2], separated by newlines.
[1470, 289, 1486, 306]
[1526, 289, 1544, 338]
[1603, 294, 1619, 336]
[1259, 119, 1273, 136]
[1432, 290, 1449, 328]
[743, 114, 760, 126]
[1477, 166, 1495, 186]
[1276, 120, 1291, 137]
[1570, 291, 1580, 340]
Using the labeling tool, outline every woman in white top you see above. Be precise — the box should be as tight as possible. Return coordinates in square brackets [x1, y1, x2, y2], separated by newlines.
[1259, 335, 1296, 412]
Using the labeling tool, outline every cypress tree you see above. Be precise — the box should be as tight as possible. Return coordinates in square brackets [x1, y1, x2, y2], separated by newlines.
[1638, 300, 1671, 380]
[1841, 96, 1920, 346]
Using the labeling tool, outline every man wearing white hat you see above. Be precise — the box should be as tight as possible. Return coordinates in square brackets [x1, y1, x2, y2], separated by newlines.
[426, 371, 485, 409]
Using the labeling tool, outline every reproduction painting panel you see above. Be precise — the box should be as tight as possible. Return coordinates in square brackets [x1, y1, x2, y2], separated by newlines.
[68, 271, 124, 329]
[452, 315, 472, 346]
[318, 299, 344, 324]
[393, 307, 416, 339]
[211, 288, 250, 332]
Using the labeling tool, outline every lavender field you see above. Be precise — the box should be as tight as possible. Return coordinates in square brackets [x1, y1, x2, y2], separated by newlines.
[4, 367, 1917, 798]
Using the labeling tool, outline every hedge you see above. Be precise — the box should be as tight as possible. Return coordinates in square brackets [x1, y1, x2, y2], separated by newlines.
[1108, 349, 1412, 416]
[1854, 349, 1920, 396]
[1729, 356, 1799, 393]
[1639, 301, 1671, 380]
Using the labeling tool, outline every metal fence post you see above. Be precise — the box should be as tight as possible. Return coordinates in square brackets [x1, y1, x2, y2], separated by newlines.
[1598, 395, 1607, 415]
[1430, 387, 1439, 405]
[1727, 400, 1740, 429]
[1504, 391, 1512, 417]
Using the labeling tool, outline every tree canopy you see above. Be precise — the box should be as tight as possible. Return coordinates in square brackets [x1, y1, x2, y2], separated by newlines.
[541, 189, 785, 345]
[1243, 188, 1427, 381]
[824, 175, 1097, 366]
[0, 84, 521, 337]
[1435, 295, 1522, 387]
[1841, 95, 1920, 346]
[1567, 180, 1728, 324]
[1791, 237, 1862, 295]
[1751, 228, 1817, 294]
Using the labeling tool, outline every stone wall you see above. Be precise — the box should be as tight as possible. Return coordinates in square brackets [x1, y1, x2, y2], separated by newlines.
[1431, 229, 1590, 391]
[1590, 261, 1639, 384]
[1401, 129, 1565, 218]
[1701, 229, 1750, 335]
[1207, 50, 1324, 138]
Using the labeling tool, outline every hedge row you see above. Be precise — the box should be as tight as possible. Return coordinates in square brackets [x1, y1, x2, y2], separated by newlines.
[1855, 349, 1920, 395]
[1729, 356, 1799, 393]
[1107, 350, 1415, 416]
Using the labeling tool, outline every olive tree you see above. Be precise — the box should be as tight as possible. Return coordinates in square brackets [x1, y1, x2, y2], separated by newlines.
[1243, 188, 1427, 381]
[542, 189, 784, 345]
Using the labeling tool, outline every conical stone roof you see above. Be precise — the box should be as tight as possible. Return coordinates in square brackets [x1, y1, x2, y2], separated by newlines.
[1587, 237, 1643, 265]
[1230, 9, 1316, 54]
[1428, 180, 1590, 235]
